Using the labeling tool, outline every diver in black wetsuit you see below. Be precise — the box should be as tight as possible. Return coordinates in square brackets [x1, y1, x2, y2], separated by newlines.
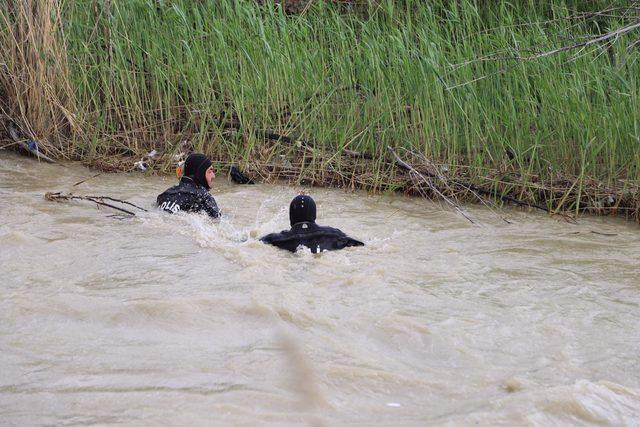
[157, 153, 221, 218]
[261, 195, 364, 253]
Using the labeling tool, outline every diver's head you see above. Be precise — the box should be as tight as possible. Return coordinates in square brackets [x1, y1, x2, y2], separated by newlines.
[183, 153, 214, 189]
[289, 195, 316, 226]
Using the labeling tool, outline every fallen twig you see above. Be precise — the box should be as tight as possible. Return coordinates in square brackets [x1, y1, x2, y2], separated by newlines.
[73, 173, 102, 187]
[44, 192, 147, 216]
[84, 195, 148, 212]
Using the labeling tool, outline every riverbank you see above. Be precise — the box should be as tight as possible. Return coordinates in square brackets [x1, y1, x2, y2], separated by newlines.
[1, 0, 639, 220]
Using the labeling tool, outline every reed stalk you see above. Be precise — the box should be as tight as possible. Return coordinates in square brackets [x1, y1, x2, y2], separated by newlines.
[1, 0, 638, 219]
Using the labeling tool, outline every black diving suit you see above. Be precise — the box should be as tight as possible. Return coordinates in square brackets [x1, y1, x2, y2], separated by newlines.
[156, 176, 220, 218]
[261, 221, 364, 253]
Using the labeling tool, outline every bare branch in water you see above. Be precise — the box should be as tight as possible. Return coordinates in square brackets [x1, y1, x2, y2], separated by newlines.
[106, 214, 135, 220]
[84, 195, 148, 212]
[73, 173, 102, 187]
[44, 192, 147, 216]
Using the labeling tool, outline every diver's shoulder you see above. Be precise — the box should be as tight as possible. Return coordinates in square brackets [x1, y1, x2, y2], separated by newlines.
[260, 229, 293, 243]
[259, 233, 274, 243]
[317, 225, 364, 246]
[157, 184, 181, 200]
[315, 224, 347, 236]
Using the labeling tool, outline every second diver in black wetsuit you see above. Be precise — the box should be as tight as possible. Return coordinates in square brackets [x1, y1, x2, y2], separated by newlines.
[261, 195, 364, 253]
[156, 153, 221, 218]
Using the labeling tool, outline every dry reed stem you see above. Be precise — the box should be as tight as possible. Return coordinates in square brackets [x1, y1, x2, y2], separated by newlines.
[0, 0, 77, 156]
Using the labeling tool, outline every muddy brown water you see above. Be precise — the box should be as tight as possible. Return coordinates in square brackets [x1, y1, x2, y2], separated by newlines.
[1, 153, 639, 426]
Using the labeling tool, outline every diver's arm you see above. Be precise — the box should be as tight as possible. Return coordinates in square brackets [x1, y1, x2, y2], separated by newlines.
[259, 233, 273, 243]
[333, 228, 364, 247]
[345, 236, 364, 247]
[201, 194, 221, 218]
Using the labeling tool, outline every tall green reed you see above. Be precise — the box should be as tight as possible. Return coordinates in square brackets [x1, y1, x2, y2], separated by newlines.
[11, 0, 640, 189]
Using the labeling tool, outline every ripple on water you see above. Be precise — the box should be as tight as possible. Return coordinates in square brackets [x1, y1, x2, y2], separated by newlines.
[443, 380, 640, 426]
[1, 153, 639, 425]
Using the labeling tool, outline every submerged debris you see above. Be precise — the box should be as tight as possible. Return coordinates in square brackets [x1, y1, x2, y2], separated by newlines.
[45, 192, 147, 216]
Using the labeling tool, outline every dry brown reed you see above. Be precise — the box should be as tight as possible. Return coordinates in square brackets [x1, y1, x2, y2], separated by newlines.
[0, 0, 76, 157]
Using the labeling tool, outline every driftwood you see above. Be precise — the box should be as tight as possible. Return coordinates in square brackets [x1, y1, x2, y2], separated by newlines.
[73, 173, 103, 187]
[45, 192, 147, 216]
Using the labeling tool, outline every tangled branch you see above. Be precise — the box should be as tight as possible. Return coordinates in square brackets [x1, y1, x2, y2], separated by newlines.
[44, 192, 147, 216]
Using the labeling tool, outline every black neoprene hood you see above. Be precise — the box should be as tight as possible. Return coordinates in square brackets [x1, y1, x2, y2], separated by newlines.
[183, 153, 212, 189]
[289, 195, 316, 226]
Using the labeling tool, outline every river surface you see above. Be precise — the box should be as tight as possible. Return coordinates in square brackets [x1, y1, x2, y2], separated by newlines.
[1, 153, 639, 426]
